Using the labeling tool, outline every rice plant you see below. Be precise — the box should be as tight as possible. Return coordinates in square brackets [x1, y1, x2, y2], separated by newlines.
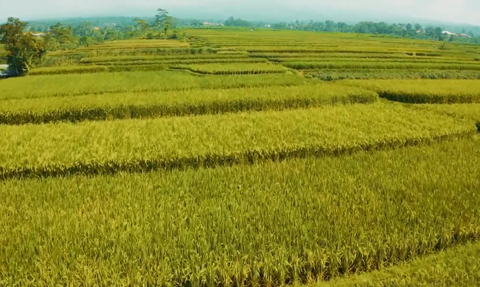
[171, 63, 289, 75]
[0, 71, 311, 100]
[0, 104, 475, 179]
[343, 79, 480, 103]
[0, 84, 378, 124]
[1, 137, 479, 286]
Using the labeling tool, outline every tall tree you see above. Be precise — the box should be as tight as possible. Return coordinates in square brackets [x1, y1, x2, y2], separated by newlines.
[0, 17, 45, 75]
[434, 27, 444, 40]
[134, 18, 149, 34]
[49, 22, 73, 44]
[155, 8, 173, 37]
[424, 26, 436, 39]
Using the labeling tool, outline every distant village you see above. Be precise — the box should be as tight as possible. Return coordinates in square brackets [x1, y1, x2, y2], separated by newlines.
[441, 30, 471, 38]
[201, 22, 224, 26]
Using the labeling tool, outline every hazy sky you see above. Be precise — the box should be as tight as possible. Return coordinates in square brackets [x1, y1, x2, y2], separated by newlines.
[1, 0, 479, 25]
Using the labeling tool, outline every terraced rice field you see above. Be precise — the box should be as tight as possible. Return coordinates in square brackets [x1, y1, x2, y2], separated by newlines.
[343, 79, 480, 103]
[0, 28, 479, 286]
[37, 29, 480, 78]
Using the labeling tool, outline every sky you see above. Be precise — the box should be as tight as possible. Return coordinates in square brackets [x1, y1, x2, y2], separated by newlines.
[0, 0, 479, 25]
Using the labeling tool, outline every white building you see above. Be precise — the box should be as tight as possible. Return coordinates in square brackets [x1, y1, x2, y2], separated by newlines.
[442, 31, 457, 36]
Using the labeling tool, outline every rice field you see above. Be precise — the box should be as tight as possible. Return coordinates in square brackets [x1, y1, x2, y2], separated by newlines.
[1, 137, 479, 285]
[305, 69, 480, 81]
[1, 28, 479, 286]
[171, 63, 289, 75]
[343, 80, 480, 103]
[32, 29, 480, 78]
[319, 242, 480, 287]
[0, 71, 311, 99]
[0, 84, 378, 124]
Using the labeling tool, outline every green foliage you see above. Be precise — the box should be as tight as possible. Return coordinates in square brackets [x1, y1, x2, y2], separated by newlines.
[0, 84, 378, 124]
[225, 16, 251, 27]
[1, 137, 479, 285]
[48, 23, 73, 45]
[0, 17, 46, 75]
[0, 44, 7, 62]
[155, 8, 174, 37]
[0, 104, 475, 179]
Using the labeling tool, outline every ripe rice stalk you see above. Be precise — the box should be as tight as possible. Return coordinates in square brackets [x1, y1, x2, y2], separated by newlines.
[1, 136, 479, 285]
[343, 80, 480, 103]
[0, 84, 378, 124]
[0, 104, 475, 180]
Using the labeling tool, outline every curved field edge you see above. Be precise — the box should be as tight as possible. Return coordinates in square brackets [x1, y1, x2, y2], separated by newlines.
[0, 85, 378, 125]
[0, 105, 476, 180]
[341, 80, 480, 104]
[306, 70, 480, 81]
[314, 241, 480, 287]
[1, 136, 479, 286]
[411, 104, 480, 132]
[170, 64, 288, 75]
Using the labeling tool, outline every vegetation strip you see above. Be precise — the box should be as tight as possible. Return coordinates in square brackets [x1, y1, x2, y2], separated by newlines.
[0, 104, 476, 180]
[93, 58, 268, 66]
[343, 80, 480, 103]
[306, 70, 480, 81]
[0, 85, 378, 125]
[0, 72, 311, 100]
[1, 137, 479, 285]
[28, 65, 169, 75]
[283, 62, 480, 71]
[170, 63, 288, 75]
[79, 53, 250, 63]
[415, 104, 480, 131]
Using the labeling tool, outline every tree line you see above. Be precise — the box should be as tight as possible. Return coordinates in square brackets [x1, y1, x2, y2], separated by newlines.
[223, 18, 480, 44]
[0, 9, 183, 76]
[3, 12, 480, 76]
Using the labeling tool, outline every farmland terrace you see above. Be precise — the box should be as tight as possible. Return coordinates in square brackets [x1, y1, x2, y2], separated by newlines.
[0, 28, 479, 286]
